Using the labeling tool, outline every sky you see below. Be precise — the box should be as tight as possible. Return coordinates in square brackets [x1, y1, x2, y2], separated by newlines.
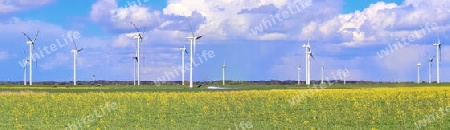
[0, 0, 449, 83]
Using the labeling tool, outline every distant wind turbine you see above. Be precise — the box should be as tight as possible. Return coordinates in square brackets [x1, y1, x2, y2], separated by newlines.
[132, 56, 137, 85]
[21, 29, 40, 85]
[297, 65, 301, 85]
[130, 21, 146, 85]
[428, 52, 435, 84]
[222, 60, 226, 86]
[302, 29, 314, 85]
[417, 63, 421, 84]
[21, 48, 29, 85]
[433, 37, 441, 83]
[180, 45, 188, 85]
[321, 63, 325, 85]
[344, 65, 348, 84]
[70, 34, 83, 85]
[185, 17, 203, 88]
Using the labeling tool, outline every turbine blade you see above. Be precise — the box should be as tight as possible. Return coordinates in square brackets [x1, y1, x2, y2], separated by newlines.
[185, 17, 195, 37]
[22, 47, 27, 56]
[310, 53, 315, 61]
[71, 34, 77, 50]
[130, 21, 141, 33]
[142, 26, 147, 35]
[21, 32, 33, 41]
[33, 28, 40, 42]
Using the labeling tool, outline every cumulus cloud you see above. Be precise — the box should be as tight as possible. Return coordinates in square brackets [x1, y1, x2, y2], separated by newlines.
[0, 0, 53, 13]
[90, 0, 162, 32]
[40, 53, 70, 70]
[83, 0, 450, 81]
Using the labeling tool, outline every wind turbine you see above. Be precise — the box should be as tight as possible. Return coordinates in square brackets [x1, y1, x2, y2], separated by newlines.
[130, 21, 146, 85]
[21, 29, 39, 85]
[428, 53, 435, 84]
[70, 35, 83, 85]
[321, 64, 325, 85]
[185, 18, 203, 88]
[343, 65, 348, 84]
[417, 63, 421, 84]
[132, 56, 137, 85]
[21, 48, 29, 85]
[302, 29, 314, 85]
[433, 37, 441, 83]
[222, 60, 226, 86]
[297, 65, 301, 85]
[92, 74, 95, 82]
[180, 45, 188, 85]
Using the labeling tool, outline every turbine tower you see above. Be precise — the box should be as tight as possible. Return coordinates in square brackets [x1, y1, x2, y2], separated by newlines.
[344, 65, 348, 84]
[130, 22, 146, 85]
[433, 38, 441, 83]
[132, 56, 137, 85]
[428, 55, 435, 83]
[21, 48, 29, 85]
[180, 45, 188, 85]
[185, 18, 203, 88]
[321, 64, 325, 85]
[302, 29, 314, 85]
[21, 29, 40, 85]
[297, 66, 301, 85]
[222, 61, 226, 86]
[92, 74, 95, 82]
[417, 63, 421, 84]
[71, 35, 83, 85]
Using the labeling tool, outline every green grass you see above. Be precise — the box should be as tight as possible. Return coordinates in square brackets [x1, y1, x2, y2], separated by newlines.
[1, 84, 450, 129]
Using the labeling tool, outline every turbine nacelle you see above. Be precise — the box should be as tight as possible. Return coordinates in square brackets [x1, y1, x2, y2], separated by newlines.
[26, 41, 33, 44]
[133, 35, 142, 39]
[72, 49, 83, 53]
[433, 42, 441, 47]
[302, 44, 310, 48]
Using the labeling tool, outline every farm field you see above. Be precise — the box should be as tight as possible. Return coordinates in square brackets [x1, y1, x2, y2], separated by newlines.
[1, 84, 450, 129]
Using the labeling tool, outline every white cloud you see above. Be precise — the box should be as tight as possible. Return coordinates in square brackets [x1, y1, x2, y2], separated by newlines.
[0, 0, 53, 13]
[81, 0, 450, 82]
[40, 53, 70, 70]
[113, 34, 135, 48]
[0, 51, 8, 60]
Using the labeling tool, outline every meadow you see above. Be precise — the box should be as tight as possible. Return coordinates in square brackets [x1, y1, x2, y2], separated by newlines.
[1, 84, 450, 129]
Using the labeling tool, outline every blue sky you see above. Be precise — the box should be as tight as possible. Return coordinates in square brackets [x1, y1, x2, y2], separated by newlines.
[0, 0, 449, 82]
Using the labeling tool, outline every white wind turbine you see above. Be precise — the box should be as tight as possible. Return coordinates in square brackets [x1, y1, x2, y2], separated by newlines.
[71, 35, 83, 85]
[427, 53, 435, 84]
[417, 63, 421, 84]
[321, 63, 325, 85]
[185, 18, 203, 88]
[132, 55, 137, 85]
[180, 45, 188, 85]
[130, 21, 146, 85]
[21, 48, 29, 85]
[433, 37, 441, 83]
[302, 29, 314, 85]
[344, 65, 348, 84]
[21, 29, 40, 85]
[222, 60, 226, 86]
[297, 65, 301, 85]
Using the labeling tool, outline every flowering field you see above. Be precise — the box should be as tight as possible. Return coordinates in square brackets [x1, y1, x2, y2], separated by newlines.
[1, 86, 450, 129]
